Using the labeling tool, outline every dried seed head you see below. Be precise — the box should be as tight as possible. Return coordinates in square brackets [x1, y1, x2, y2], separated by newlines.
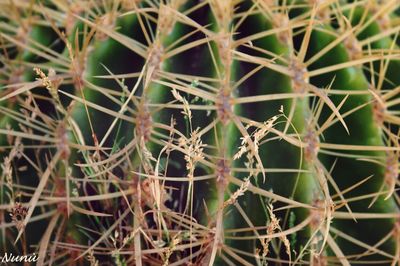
[216, 90, 233, 124]
[34, 67, 64, 112]
[34, 67, 60, 99]
[10, 202, 28, 231]
[289, 58, 308, 93]
[224, 177, 250, 207]
[263, 205, 280, 256]
[171, 88, 192, 120]
[2, 157, 13, 190]
[86, 249, 99, 266]
[179, 128, 205, 179]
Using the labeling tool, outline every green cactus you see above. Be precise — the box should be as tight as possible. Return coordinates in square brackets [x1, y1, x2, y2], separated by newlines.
[1, 0, 400, 265]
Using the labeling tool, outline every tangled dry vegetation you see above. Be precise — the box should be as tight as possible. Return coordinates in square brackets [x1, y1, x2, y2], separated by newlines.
[1, 0, 400, 265]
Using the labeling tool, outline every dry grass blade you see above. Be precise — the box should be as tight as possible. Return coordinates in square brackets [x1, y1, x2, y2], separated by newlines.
[37, 213, 60, 266]
[15, 151, 61, 243]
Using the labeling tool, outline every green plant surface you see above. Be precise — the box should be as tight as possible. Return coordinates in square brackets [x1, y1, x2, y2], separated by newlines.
[0, 0, 399, 265]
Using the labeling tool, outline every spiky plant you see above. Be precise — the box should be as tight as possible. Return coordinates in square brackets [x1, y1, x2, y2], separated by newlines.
[1, 0, 400, 265]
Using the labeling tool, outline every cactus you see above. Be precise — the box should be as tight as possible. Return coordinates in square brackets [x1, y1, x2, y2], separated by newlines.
[1, 0, 400, 265]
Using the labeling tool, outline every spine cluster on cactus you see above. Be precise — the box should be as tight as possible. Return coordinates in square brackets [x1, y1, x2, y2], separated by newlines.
[0, 0, 400, 265]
